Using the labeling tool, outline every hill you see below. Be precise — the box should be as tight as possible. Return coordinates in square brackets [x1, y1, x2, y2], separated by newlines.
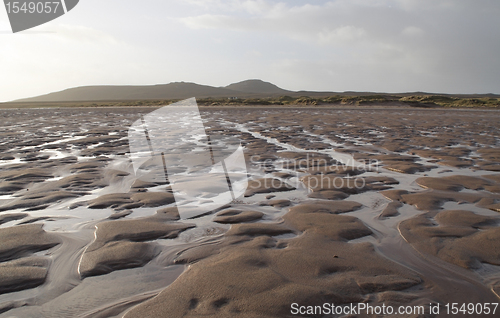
[224, 79, 291, 95]
[14, 80, 290, 103]
[5, 79, 500, 109]
[15, 82, 246, 102]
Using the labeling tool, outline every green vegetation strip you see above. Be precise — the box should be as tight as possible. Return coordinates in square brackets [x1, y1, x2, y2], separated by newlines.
[2, 95, 499, 109]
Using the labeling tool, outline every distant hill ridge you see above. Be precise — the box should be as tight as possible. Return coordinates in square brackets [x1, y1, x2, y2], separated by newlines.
[13, 79, 500, 103]
[225, 79, 290, 94]
[15, 79, 292, 102]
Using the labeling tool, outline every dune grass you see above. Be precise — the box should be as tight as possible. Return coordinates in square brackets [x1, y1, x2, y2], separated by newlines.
[1, 95, 499, 109]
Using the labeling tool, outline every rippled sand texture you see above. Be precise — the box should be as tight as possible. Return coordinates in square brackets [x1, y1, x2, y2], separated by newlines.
[0, 107, 499, 317]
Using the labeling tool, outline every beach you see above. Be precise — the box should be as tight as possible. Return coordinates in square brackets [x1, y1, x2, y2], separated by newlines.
[0, 106, 499, 317]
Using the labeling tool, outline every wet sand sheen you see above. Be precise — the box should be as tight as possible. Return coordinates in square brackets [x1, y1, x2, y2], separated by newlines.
[0, 106, 499, 317]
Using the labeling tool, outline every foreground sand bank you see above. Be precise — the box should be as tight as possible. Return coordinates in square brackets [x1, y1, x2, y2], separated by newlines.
[0, 107, 499, 317]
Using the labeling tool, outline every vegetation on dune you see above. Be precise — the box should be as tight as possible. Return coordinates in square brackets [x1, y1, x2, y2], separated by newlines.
[2, 95, 499, 109]
[197, 95, 397, 106]
[399, 95, 500, 108]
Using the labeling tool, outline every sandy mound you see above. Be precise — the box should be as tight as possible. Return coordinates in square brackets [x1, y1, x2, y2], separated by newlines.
[307, 190, 349, 200]
[0, 213, 28, 225]
[411, 149, 474, 168]
[379, 201, 403, 218]
[301, 175, 398, 195]
[79, 241, 158, 278]
[379, 175, 500, 211]
[0, 224, 60, 262]
[79, 215, 194, 278]
[87, 191, 175, 210]
[416, 175, 500, 193]
[259, 199, 291, 208]
[0, 257, 50, 294]
[214, 210, 264, 224]
[354, 153, 435, 174]
[124, 200, 421, 318]
[244, 178, 296, 197]
[400, 210, 500, 269]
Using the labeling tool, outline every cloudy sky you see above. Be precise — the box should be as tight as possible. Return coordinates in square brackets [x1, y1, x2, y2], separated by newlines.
[1, 0, 499, 102]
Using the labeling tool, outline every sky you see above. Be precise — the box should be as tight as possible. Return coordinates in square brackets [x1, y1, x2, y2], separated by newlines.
[1, 0, 499, 102]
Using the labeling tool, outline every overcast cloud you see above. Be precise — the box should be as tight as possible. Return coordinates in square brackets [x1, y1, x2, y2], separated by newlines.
[0, 0, 499, 102]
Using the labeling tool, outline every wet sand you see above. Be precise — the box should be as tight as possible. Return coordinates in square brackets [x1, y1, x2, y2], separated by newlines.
[0, 106, 499, 317]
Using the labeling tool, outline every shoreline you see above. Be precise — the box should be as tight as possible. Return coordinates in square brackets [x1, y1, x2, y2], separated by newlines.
[1, 102, 500, 111]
